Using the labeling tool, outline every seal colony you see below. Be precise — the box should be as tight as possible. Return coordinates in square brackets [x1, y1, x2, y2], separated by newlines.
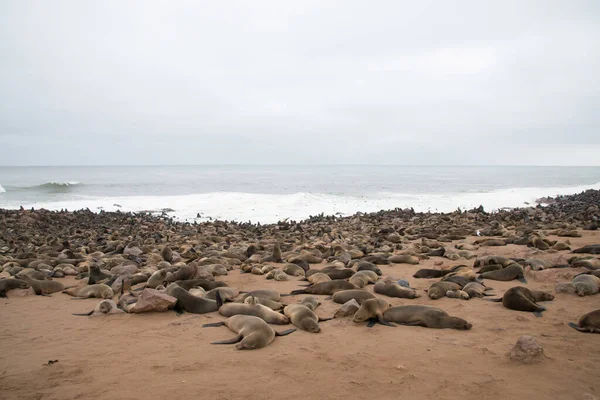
[1, 189, 599, 398]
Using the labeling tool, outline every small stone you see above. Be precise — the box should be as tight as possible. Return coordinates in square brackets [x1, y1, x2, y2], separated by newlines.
[334, 299, 360, 318]
[434, 261, 443, 266]
[508, 335, 545, 364]
[516, 315, 529, 322]
[396, 365, 406, 371]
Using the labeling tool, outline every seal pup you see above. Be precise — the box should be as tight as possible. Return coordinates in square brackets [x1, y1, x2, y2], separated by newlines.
[356, 262, 382, 276]
[238, 289, 281, 302]
[374, 280, 419, 299]
[166, 283, 220, 314]
[383, 305, 472, 330]
[204, 287, 240, 302]
[446, 290, 470, 300]
[330, 289, 376, 305]
[480, 263, 527, 283]
[568, 309, 600, 333]
[388, 255, 420, 264]
[219, 295, 289, 324]
[243, 296, 286, 311]
[353, 298, 393, 327]
[488, 286, 554, 317]
[20, 275, 67, 295]
[463, 282, 495, 298]
[427, 281, 461, 300]
[572, 274, 600, 296]
[203, 315, 296, 350]
[146, 270, 168, 289]
[283, 304, 331, 333]
[0, 279, 30, 297]
[63, 284, 114, 299]
[299, 296, 320, 311]
[288, 280, 357, 296]
[72, 300, 125, 316]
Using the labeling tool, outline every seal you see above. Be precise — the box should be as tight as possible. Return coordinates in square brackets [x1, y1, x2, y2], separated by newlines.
[299, 296, 320, 311]
[324, 268, 355, 280]
[446, 290, 470, 300]
[572, 244, 600, 254]
[87, 264, 112, 284]
[63, 284, 114, 299]
[260, 243, 283, 263]
[243, 295, 286, 311]
[480, 263, 527, 283]
[204, 287, 240, 302]
[383, 305, 472, 330]
[349, 270, 378, 288]
[427, 281, 461, 299]
[352, 298, 393, 327]
[0, 278, 30, 297]
[572, 274, 600, 296]
[284, 304, 331, 333]
[289, 280, 357, 295]
[146, 270, 167, 289]
[330, 289, 376, 305]
[165, 283, 220, 314]
[307, 273, 332, 284]
[489, 286, 554, 317]
[203, 315, 296, 350]
[72, 299, 125, 316]
[20, 275, 67, 295]
[413, 269, 449, 279]
[238, 289, 281, 302]
[388, 255, 419, 264]
[282, 263, 305, 277]
[356, 262, 382, 276]
[218, 296, 290, 324]
[266, 269, 289, 281]
[568, 309, 600, 333]
[374, 280, 419, 299]
[462, 282, 494, 298]
[174, 279, 227, 291]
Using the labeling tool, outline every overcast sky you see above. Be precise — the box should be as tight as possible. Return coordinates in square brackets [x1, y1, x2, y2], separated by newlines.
[1, 1, 599, 166]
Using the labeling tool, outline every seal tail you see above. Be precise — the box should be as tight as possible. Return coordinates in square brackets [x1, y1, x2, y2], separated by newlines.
[275, 328, 296, 336]
[202, 321, 226, 328]
[568, 322, 586, 332]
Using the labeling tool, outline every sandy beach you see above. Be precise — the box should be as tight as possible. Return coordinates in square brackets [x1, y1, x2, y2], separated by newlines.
[1, 196, 599, 400]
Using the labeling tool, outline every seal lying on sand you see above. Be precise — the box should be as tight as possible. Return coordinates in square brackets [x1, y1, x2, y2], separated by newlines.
[352, 298, 393, 327]
[63, 284, 114, 299]
[383, 305, 472, 330]
[283, 304, 331, 333]
[0, 279, 30, 297]
[203, 315, 296, 349]
[289, 280, 357, 295]
[72, 300, 125, 316]
[568, 309, 600, 333]
[488, 286, 554, 317]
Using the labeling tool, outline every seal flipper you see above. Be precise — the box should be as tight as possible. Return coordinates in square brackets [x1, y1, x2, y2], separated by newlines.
[215, 290, 223, 309]
[202, 321, 226, 328]
[275, 328, 297, 336]
[482, 292, 497, 296]
[211, 334, 243, 345]
[533, 311, 544, 318]
[366, 319, 377, 328]
[318, 317, 334, 322]
[485, 298, 503, 302]
[288, 290, 306, 296]
[72, 310, 94, 316]
[377, 313, 396, 327]
[324, 296, 332, 300]
[517, 277, 528, 284]
[568, 322, 586, 332]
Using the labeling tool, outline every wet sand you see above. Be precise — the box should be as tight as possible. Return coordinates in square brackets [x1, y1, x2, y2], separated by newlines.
[1, 231, 599, 400]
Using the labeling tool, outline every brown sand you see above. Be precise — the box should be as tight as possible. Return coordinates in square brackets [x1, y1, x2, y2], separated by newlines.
[1, 232, 599, 400]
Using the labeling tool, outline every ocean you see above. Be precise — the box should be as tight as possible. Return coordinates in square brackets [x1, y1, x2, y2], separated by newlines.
[1, 166, 599, 223]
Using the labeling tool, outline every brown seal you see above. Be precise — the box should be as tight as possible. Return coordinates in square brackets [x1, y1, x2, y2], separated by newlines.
[568, 309, 600, 333]
[20, 275, 67, 295]
[352, 298, 392, 327]
[203, 315, 296, 350]
[283, 304, 331, 333]
[219, 295, 289, 324]
[349, 270, 378, 288]
[462, 282, 494, 298]
[63, 284, 114, 299]
[307, 273, 332, 284]
[146, 270, 168, 289]
[383, 305, 472, 330]
[165, 283, 220, 314]
[289, 280, 357, 295]
[480, 263, 527, 283]
[489, 286, 554, 316]
[243, 295, 286, 311]
[72, 299, 125, 316]
[374, 280, 419, 299]
[0, 279, 30, 297]
[330, 289, 376, 305]
[299, 296, 320, 311]
[174, 279, 226, 291]
[356, 262, 382, 276]
[427, 281, 461, 299]
[238, 289, 281, 302]
[388, 255, 420, 264]
[204, 287, 240, 302]
[413, 269, 449, 279]
[572, 274, 600, 296]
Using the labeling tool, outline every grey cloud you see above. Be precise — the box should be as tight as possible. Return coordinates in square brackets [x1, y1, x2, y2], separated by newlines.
[1, 0, 599, 166]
